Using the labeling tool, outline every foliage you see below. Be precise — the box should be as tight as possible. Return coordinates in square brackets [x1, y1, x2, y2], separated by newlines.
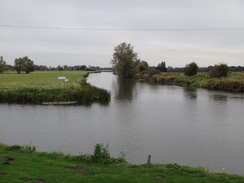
[209, 63, 228, 78]
[1, 143, 244, 183]
[156, 61, 167, 72]
[71, 144, 126, 164]
[135, 71, 244, 92]
[0, 85, 110, 105]
[111, 42, 140, 78]
[0, 56, 7, 74]
[138, 61, 149, 73]
[14, 56, 35, 74]
[148, 68, 160, 76]
[184, 62, 198, 76]
[204, 79, 244, 92]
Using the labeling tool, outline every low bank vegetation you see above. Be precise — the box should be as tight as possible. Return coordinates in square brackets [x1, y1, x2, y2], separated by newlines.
[0, 85, 110, 105]
[135, 72, 244, 92]
[1, 143, 243, 183]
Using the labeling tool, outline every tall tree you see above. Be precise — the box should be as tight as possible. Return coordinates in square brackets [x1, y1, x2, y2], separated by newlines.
[184, 62, 198, 76]
[0, 56, 7, 74]
[156, 61, 167, 72]
[14, 56, 35, 74]
[111, 42, 140, 78]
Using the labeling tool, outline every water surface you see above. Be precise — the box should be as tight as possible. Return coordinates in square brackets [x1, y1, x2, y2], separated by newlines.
[1, 72, 244, 175]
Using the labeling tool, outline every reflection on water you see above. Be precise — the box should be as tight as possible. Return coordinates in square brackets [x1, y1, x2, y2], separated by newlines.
[211, 94, 228, 101]
[1, 72, 244, 176]
[184, 87, 197, 100]
[114, 77, 137, 101]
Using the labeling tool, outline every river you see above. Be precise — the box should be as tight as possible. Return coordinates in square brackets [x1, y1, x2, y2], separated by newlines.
[1, 72, 244, 175]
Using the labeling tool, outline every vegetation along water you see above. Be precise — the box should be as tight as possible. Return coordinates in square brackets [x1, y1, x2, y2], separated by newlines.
[135, 71, 244, 92]
[1, 143, 244, 183]
[0, 71, 110, 105]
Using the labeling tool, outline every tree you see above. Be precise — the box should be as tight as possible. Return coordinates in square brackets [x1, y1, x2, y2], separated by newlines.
[156, 61, 167, 72]
[138, 61, 149, 73]
[209, 63, 228, 78]
[14, 56, 34, 74]
[111, 42, 140, 78]
[0, 56, 7, 74]
[184, 62, 198, 76]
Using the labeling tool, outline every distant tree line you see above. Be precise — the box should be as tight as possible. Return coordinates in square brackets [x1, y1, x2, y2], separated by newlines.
[111, 42, 244, 79]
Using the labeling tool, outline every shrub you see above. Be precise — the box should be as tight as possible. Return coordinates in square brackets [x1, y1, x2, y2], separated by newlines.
[71, 143, 126, 164]
[209, 63, 228, 78]
[148, 69, 160, 76]
[184, 62, 198, 76]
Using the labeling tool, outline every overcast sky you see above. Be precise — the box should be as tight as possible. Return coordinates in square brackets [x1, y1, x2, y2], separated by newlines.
[0, 0, 244, 67]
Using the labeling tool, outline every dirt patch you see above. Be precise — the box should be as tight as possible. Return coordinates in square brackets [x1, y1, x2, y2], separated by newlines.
[2, 161, 10, 165]
[81, 173, 94, 177]
[22, 179, 46, 183]
[5, 157, 15, 161]
[2, 157, 15, 165]
[69, 165, 89, 170]
[152, 175, 165, 179]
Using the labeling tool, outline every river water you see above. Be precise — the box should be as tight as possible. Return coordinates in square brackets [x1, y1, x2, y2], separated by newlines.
[0, 72, 244, 175]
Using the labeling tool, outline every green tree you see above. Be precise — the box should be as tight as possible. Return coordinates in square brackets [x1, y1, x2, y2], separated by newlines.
[138, 61, 149, 73]
[0, 56, 7, 74]
[14, 56, 35, 74]
[111, 42, 140, 78]
[184, 62, 198, 76]
[209, 63, 228, 78]
[156, 61, 167, 72]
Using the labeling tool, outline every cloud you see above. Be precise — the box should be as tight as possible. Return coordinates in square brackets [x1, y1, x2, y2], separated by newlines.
[0, 0, 244, 67]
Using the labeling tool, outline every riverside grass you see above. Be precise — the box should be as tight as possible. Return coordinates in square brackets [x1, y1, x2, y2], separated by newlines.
[135, 72, 244, 92]
[1, 144, 244, 183]
[0, 71, 110, 105]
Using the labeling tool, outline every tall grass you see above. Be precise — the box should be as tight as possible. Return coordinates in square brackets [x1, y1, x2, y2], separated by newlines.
[0, 84, 110, 105]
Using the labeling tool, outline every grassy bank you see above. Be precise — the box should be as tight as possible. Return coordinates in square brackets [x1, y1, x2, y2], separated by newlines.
[1, 144, 243, 183]
[0, 71, 110, 105]
[135, 72, 244, 92]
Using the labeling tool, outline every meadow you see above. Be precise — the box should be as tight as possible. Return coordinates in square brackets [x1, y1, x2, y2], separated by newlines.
[1, 143, 244, 183]
[0, 71, 88, 89]
[0, 71, 110, 105]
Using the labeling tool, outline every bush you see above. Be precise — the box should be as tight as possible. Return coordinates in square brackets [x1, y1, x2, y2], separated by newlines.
[71, 143, 126, 164]
[209, 63, 228, 78]
[184, 62, 198, 76]
[148, 69, 160, 76]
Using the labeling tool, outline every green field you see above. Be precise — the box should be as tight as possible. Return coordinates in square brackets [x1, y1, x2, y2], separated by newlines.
[0, 143, 243, 183]
[0, 71, 88, 90]
[0, 71, 110, 105]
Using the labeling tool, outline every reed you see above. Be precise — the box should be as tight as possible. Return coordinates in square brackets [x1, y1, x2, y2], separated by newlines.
[0, 85, 110, 105]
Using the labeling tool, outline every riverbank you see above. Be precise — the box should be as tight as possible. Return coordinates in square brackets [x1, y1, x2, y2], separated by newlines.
[135, 72, 244, 92]
[1, 143, 243, 183]
[0, 71, 110, 105]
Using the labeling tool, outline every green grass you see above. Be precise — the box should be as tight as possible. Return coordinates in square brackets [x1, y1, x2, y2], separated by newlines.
[0, 71, 87, 89]
[1, 144, 244, 183]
